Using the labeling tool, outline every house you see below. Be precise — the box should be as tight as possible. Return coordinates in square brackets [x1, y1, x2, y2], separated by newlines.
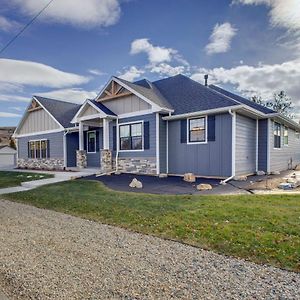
[0, 145, 17, 167]
[13, 74, 300, 179]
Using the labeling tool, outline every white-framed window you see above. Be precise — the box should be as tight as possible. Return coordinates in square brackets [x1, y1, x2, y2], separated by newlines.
[28, 139, 48, 159]
[274, 122, 281, 149]
[119, 121, 143, 151]
[284, 126, 289, 146]
[187, 116, 207, 144]
[87, 131, 96, 153]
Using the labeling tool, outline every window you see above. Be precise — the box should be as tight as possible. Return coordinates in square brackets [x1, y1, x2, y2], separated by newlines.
[274, 122, 281, 148]
[87, 131, 96, 153]
[28, 140, 48, 159]
[188, 117, 206, 143]
[119, 122, 143, 151]
[296, 131, 300, 139]
[284, 127, 289, 146]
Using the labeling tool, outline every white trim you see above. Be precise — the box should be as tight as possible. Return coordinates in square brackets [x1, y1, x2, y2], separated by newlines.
[14, 128, 64, 138]
[117, 109, 153, 119]
[267, 118, 271, 174]
[79, 122, 84, 151]
[28, 139, 48, 159]
[283, 126, 289, 147]
[87, 130, 97, 153]
[166, 120, 169, 174]
[162, 105, 243, 121]
[118, 120, 144, 152]
[187, 116, 208, 145]
[256, 118, 258, 172]
[156, 113, 160, 175]
[115, 117, 119, 171]
[63, 129, 70, 168]
[103, 119, 110, 150]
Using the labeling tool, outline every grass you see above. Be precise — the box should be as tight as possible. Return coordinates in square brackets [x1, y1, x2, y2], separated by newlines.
[0, 171, 53, 188]
[3, 179, 300, 272]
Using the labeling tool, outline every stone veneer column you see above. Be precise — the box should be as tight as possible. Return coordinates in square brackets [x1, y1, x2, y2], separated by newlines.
[101, 149, 112, 173]
[76, 150, 87, 168]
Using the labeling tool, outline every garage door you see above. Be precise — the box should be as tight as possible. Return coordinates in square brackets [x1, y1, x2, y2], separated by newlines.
[0, 154, 16, 167]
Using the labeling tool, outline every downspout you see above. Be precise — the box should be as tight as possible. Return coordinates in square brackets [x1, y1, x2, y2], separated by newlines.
[63, 129, 70, 169]
[220, 109, 236, 184]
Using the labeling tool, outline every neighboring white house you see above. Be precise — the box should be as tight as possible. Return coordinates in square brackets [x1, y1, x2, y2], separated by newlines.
[0, 146, 17, 167]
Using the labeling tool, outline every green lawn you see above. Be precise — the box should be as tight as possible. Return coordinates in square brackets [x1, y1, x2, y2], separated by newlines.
[3, 180, 300, 272]
[0, 171, 53, 188]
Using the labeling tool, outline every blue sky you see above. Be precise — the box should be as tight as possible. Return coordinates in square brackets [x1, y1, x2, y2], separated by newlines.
[0, 0, 300, 126]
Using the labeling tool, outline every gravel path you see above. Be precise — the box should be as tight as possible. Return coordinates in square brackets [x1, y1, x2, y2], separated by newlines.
[0, 200, 299, 300]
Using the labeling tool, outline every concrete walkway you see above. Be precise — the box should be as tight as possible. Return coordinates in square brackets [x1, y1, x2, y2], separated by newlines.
[0, 168, 98, 195]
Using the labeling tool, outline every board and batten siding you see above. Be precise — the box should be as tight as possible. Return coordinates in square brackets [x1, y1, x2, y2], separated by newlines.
[78, 105, 98, 118]
[84, 128, 103, 167]
[66, 132, 79, 167]
[168, 113, 232, 177]
[258, 119, 268, 172]
[269, 120, 300, 171]
[102, 94, 151, 115]
[159, 115, 167, 173]
[18, 108, 60, 135]
[18, 131, 64, 159]
[235, 114, 257, 176]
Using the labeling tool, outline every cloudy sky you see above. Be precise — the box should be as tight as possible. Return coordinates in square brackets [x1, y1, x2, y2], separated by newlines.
[0, 0, 300, 126]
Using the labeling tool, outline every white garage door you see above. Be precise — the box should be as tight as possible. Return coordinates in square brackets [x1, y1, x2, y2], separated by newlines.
[0, 154, 16, 167]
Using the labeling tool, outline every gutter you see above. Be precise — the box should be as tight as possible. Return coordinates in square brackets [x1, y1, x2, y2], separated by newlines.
[115, 117, 119, 173]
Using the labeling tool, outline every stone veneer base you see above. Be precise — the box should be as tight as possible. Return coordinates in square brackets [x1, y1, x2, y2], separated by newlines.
[17, 158, 64, 170]
[117, 157, 156, 175]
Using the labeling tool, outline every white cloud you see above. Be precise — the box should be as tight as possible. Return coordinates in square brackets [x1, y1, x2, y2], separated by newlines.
[10, 0, 121, 29]
[37, 88, 98, 104]
[0, 16, 20, 32]
[119, 66, 144, 81]
[191, 59, 300, 102]
[150, 63, 186, 77]
[205, 22, 237, 55]
[0, 94, 30, 102]
[0, 59, 90, 88]
[88, 69, 105, 76]
[9, 106, 23, 111]
[233, 0, 300, 31]
[130, 39, 177, 64]
[0, 112, 21, 117]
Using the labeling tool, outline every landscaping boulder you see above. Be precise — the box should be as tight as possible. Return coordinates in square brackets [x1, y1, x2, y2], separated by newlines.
[256, 170, 265, 176]
[183, 173, 196, 183]
[129, 178, 143, 189]
[295, 164, 300, 171]
[233, 175, 247, 181]
[197, 183, 212, 191]
[278, 182, 292, 190]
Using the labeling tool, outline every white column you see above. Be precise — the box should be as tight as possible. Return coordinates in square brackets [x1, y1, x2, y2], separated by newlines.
[231, 111, 236, 177]
[156, 112, 160, 175]
[256, 118, 259, 172]
[79, 121, 84, 150]
[103, 118, 110, 150]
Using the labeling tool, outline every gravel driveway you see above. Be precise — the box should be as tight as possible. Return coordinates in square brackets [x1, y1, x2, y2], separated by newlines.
[0, 200, 299, 300]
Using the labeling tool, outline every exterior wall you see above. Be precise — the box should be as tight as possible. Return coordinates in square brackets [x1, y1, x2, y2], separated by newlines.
[258, 119, 268, 172]
[235, 114, 257, 176]
[159, 115, 167, 173]
[269, 120, 300, 172]
[18, 108, 60, 135]
[66, 132, 79, 167]
[78, 105, 99, 118]
[168, 113, 232, 178]
[113, 113, 157, 174]
[102, 94, 151, 115]
[17, 131, 64, 170]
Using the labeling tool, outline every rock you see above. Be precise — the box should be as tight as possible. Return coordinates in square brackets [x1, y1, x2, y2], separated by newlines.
[278, 182, 292, 190]
[129, 178, 143, 189]
[159, 173, 168, 178]
[233, 175, 247, 181]
[295, 164, 300, 171]
[183, 173, 196, 183]
[197, 183, 212, 191]
[271, 171, 280, 175]
[256, 171, 265, 176]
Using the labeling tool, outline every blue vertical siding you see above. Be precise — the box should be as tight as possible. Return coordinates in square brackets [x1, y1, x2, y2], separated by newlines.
[168, 113, 232, 177]
[159, 115, 167, 173]
[66, 132, 79, 167]
[258, 119, 268, 172]
[84, 128, 103, 167]
[18, 131, 64, 159]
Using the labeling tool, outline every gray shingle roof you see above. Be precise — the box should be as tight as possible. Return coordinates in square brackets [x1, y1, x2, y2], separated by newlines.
[115, 77, 173, 110]
[89, 100, 116, 116]
[209, 85, 276, 114]
[152, 74, 240, 115]
[34, 96, 81, 128]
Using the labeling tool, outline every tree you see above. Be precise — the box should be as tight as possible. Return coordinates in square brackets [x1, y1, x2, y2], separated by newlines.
[251, 91, 294, 119]
[266, 91, 294, 119]
[9, 138, 16, 150]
